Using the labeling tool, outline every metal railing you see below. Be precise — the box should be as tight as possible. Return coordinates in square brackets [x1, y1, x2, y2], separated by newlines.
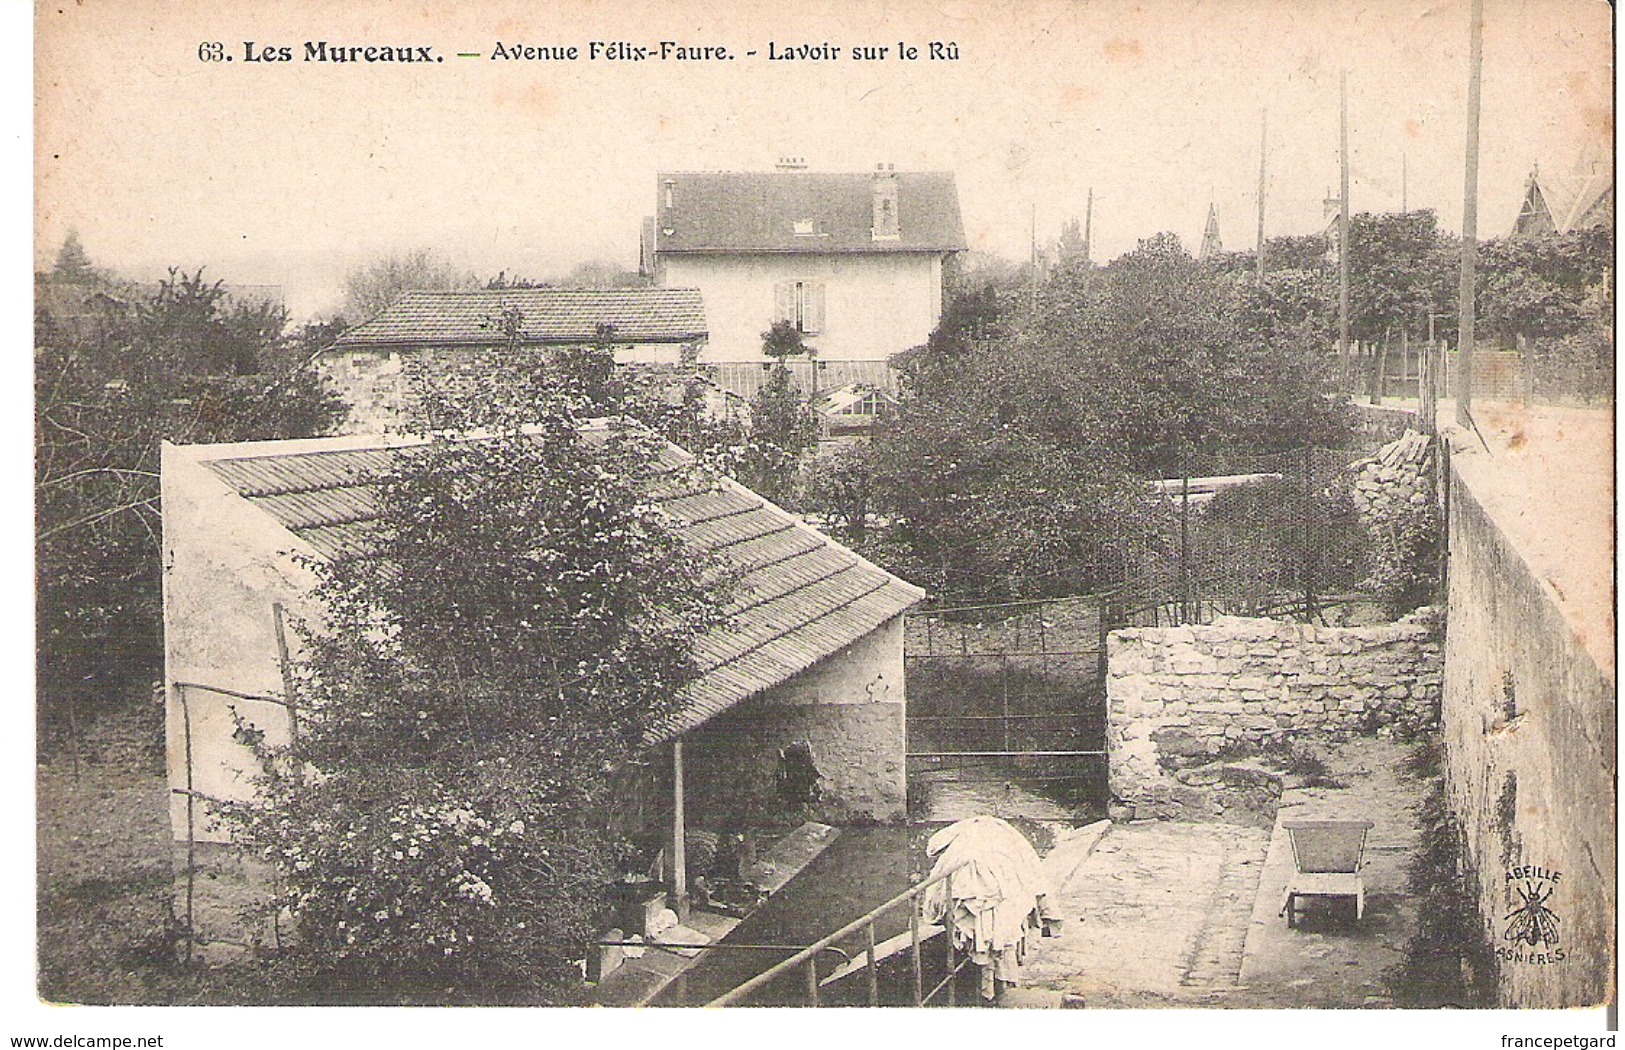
[706, 859, 970, 1007]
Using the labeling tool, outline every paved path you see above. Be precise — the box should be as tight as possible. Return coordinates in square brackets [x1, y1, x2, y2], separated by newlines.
[1238, 737, 1426, 1007]
[1016, 736, 1430, 1008]
[1018, 821, 1269, 1004]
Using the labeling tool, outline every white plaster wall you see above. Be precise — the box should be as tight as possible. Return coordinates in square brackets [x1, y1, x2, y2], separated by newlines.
[661, 252, 944, 362]
[685, 616, 909, 824]
[161, 444, 322, 842]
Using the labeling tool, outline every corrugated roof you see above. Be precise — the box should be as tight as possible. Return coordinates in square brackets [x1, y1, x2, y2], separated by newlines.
[199, 428, 924, 743]
[655, 171, 967, 254]
[329, 288, 708, 351]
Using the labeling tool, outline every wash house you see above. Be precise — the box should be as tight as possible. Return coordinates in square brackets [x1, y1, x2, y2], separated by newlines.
[160, 426, 923, 947]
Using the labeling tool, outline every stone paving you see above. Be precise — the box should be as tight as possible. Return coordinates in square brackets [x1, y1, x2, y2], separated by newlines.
[1019, 820, 1270, 1004]
[1015, 736, 1430, 1008]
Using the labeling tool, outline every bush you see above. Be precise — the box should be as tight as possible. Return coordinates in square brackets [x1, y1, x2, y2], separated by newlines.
[228, 406, 732, 1002]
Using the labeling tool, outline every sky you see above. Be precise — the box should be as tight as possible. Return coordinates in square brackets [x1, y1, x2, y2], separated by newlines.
[35, 0, 1614, 321]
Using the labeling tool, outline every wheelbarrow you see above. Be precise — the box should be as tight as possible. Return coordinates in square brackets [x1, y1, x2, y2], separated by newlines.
[1279, 819, 1374, 928]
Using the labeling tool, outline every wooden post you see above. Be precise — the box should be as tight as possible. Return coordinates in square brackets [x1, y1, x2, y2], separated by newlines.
[805, 956, 820, 1007]
[1457, 0, 1483, 427]
[865, 920, 880, 1006]
[672, 738, 688, 921]
[945, 931, 957, 1006]
[1338, 70, 1352, 399]
[910, 903, 924, 1005]
[272, 603, 299, 735]
[1179, 473, 1191, 625]
[1256, 109, 1267, 283]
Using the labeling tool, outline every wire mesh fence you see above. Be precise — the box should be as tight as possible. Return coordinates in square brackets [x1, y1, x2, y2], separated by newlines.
[1124, 444, 1387, 627]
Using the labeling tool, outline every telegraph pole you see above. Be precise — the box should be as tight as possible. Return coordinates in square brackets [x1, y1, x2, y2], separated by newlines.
[1457, 0, 1484, 427]
[1256, 109, 1268, 282]
[1029, 203, 1039, 311]
[1083, 187, 1094, 266]
[1338, 71, 1352, 398]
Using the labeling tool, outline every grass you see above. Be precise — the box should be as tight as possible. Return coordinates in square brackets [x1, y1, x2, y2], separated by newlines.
[35, 687, 297, 1005]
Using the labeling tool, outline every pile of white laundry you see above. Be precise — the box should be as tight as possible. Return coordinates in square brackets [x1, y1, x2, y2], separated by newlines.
[921, 815, 1059, 1000]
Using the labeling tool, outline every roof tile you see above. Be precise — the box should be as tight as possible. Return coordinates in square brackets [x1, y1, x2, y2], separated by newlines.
[655, 171, 966, 254]
[198, 429, 924, 743]
[330, 288, 708, 351]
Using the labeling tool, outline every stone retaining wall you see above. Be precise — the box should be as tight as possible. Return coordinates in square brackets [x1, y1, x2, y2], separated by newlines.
[1108, 610, 1442, 821]
[1442, 454, 1615, 1007]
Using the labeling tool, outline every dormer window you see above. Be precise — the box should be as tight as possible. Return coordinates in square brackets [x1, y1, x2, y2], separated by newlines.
[793, 220, 816, 237]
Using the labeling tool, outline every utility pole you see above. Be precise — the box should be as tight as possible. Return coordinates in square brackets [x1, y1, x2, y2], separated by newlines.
[1029, 202, 1039, 312]
[1457, 0, 1484, 427]
[1256, 109, 1268, 282]
[1401, 153, 1408, 214]
[1338, 70, 1352, 399]
[1083, 188, 1094, 266]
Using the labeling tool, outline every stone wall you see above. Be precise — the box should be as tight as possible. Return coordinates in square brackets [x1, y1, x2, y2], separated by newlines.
[1349, 429, 1431, 528]
[318, 344, 705, 434]
[1442, 457, 1615, 1008]
[1107, 611, 1442, 821]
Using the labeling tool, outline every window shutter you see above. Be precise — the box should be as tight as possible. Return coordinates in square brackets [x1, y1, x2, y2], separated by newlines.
[773, 282, 794, 324]
[803, 281, 826, 334]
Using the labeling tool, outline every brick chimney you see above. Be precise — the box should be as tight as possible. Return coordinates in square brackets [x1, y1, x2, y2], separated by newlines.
[871, 163, 900, 241]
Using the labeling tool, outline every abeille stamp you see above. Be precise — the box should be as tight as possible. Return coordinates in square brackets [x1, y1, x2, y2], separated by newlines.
[1499, 865, 1566, 965]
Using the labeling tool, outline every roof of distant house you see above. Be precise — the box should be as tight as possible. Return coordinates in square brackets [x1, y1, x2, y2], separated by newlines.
[186, 426, 925, 743]
[1513, 166, 1614, 237]
[654, 171, 967, 254]
[329, 288, 708, 352]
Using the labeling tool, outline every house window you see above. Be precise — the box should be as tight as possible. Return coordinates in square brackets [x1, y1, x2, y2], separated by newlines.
[774, 280, 825, 335]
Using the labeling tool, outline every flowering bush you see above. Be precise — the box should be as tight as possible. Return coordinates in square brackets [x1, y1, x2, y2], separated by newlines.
[230, 392, 732, 1002]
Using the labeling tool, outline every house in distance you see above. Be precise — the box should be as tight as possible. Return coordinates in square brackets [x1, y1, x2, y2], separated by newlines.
[317, 287, 710, 432]
[642, 160, 967, 367]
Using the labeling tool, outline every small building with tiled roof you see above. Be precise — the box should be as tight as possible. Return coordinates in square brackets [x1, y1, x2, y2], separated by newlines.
[643, 163, 966, 363]
[317, 288, 709, 433]
[160, 426, 925, 929]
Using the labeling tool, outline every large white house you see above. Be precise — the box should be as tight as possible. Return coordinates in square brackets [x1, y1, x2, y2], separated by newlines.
[642, 163, 967, 363]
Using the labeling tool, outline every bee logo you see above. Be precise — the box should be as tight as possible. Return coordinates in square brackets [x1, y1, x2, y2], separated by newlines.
[1503, 879, 1561, 949]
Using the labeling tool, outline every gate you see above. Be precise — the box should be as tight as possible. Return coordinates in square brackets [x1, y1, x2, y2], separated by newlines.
[904, 594, 1116, 821]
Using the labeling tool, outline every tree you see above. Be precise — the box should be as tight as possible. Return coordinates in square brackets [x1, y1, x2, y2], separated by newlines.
[36, 262, 344, 724]
[738, 362, 818, 504]
[229, 402, 731, 1003]
[555, 260, 650, 288]
[760, 318, 810, 361]
[802, 442, 874, 543]
[1477, 225, 1613, 343]
[1346, 210, 1455, 345]
[863, 232, 1349, 604]
[342, 248, 475, 321]
[51, 229, 107, 283]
